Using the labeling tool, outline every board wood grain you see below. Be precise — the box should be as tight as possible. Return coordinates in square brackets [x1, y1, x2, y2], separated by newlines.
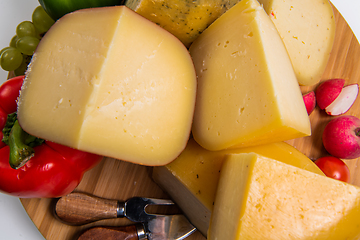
[20, 4, 360, 240]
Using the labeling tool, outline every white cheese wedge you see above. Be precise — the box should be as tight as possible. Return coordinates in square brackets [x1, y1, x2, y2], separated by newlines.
[258, 0, 336, 86]
[17, 6, 197, 166]
[209, 153, 360, 240]
[189, 0, 310, 151]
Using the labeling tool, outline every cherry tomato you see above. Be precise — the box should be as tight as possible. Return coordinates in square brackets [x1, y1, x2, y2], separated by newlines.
[314, 156, 350, 183]
[0, 75, 24, 114]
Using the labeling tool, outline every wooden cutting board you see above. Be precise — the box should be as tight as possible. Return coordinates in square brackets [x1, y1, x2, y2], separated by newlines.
[20, 4, 360, 240]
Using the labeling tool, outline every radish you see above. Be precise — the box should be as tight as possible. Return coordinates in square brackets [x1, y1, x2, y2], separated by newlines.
[322, 115, 360, 159]
[315, 79, 344, 109]
[302, 91, 316, 115]
[315, 79, 358, 116]
[325, 84, 359, 115]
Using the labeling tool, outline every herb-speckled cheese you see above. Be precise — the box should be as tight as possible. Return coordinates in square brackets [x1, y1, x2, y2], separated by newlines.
[125, 0, 240, 47]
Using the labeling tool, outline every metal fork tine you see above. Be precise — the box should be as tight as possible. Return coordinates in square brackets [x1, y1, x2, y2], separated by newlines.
[124, 197, 177, 223]
[146, 198, 175, 206]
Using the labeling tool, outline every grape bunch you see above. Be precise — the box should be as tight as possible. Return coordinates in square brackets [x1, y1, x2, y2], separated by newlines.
[0, 6, 55, 76]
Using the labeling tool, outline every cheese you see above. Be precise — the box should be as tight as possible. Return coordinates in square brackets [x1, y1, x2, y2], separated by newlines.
[258, 0, 335, 86]
[17, 6, 197, 166]
[125, 0, 241, 47]
[209, 153, 360, 240]
[152, 138, 323, 236]
[189, 0, 311, 151]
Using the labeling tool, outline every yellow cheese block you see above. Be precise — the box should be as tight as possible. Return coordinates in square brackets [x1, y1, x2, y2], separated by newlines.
[152, 138, 323, 236]
[258, 0, 335, 86]
[189, 0, 311, 151]
[125, 0, 241, 47]
[17, 6, 197, 166]
[209, 153, 360, 240]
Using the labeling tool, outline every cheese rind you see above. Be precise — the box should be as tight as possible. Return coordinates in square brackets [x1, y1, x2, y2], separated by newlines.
[209, 153, 360, 240]
[152, 138, 323, 236]
[258, 0, 335, 86]
[189, 0, 310, 151]
[18, 6, 197, 166]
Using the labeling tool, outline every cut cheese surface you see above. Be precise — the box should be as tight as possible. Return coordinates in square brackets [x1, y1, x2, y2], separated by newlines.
[126, 0, 241, 47]
[152, 138, 323, 236]
[17, 6, 197, 166]
[209, 153, 360, 240]
[258, 0, 335, 86]
[189, 0, 310, 151]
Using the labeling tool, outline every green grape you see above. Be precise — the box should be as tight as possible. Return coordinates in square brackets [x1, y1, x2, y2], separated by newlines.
[16, 21, 37, 38]
[10, 35, 19, 48]
[0, 47, 12, 58]
[32, 6, 55, 34]
[14, 55, 32, 76]
[16, 36, 40, 56]
[0, 47, 23, 71]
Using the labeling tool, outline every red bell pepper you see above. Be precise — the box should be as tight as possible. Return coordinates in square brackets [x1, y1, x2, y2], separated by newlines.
[0, 75, 103, 198]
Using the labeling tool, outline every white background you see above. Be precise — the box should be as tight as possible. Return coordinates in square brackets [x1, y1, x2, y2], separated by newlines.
[0, 0, 359, 239]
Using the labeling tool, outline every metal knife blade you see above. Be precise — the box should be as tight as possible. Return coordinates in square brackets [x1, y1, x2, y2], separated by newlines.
[145, 215, 196, 240]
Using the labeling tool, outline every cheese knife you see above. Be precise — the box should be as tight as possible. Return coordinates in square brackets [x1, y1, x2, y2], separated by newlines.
[55, 192, 196, 240]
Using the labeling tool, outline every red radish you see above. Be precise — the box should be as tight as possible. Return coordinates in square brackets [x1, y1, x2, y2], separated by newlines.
[325, 84, 359, 115]
[302, 91, 316, 115]
[322, 115, 360, 159]
[315, 78, 345, 110]
[315, 78, 358, 116]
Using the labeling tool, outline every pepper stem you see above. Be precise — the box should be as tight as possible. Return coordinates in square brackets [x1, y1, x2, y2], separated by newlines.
[8, 120, 35, 169]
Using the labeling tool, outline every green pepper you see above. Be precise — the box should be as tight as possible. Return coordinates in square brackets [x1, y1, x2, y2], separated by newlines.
[38, 0, 126, 20]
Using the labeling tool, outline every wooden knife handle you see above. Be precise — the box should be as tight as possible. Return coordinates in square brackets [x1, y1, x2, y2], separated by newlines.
[78, 225, 141, 240]
[55, 192, 119, 225]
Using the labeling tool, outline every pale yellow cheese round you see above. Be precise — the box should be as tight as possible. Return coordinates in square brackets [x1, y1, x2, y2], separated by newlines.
[18, 6, 197, 166]
[258, 0, 336, 86]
